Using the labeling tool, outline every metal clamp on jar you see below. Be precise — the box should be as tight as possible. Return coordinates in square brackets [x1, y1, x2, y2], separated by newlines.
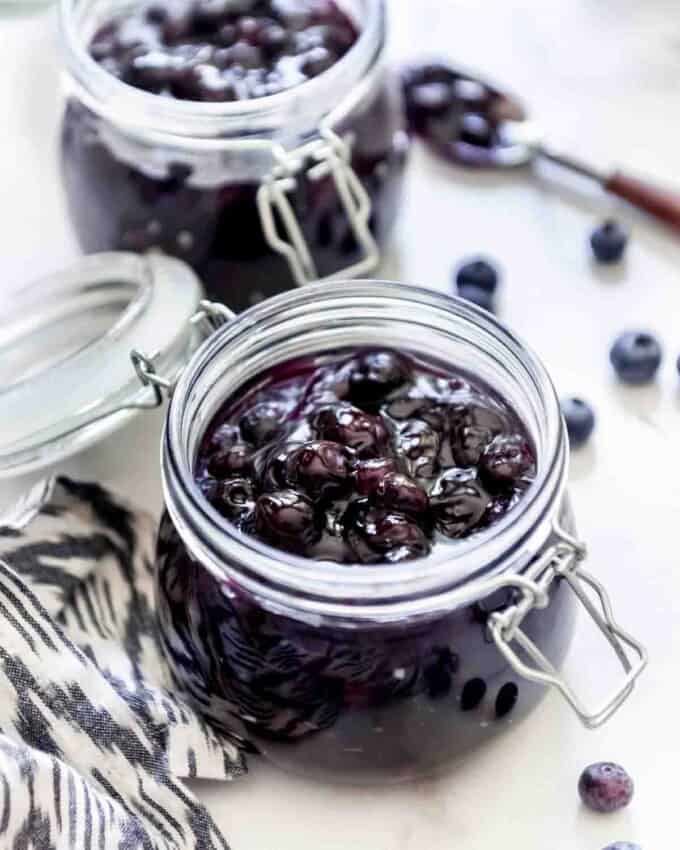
[58, 0, 409, 312]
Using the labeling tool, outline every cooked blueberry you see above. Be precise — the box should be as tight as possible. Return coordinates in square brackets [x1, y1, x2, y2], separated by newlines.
[458, 285, 495, 313]
[285, 441, 351, 500]
[395, 419, 440, 478]
[255, 490, 321, 552]
[561, 397, 595, 449]
[479, 434, 534, 487]
[344, 501, 430, 564]
[197, 475, 219, 501]
[172, 64, 237, 101]
[430, 469, 490, 538]
[207, 423, 242, 453]
[578, 762, 634, 814]
[192, 0, 231, 30]
[424, 647, 457, 700]
[459, 113, 494, 147]
[494, 682, 518, 718]
[460, 677, 487, 711]
[375, 473, 428, 517]
[207, 442, 254, 478]
[455, 258, 499, 293]
[313, 404, 389, 458]
[610, 331, 663, 384]
[354, 457, 399, 496]
[301, 45, 336, 76]
[591, 219, 628, 263]
[213, 478, 257, 523]
[240, 402, 287, 447]
[347, 350, 411, 409]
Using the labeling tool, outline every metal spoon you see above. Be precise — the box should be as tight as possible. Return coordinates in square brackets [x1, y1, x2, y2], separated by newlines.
[406, 65, 680, 233]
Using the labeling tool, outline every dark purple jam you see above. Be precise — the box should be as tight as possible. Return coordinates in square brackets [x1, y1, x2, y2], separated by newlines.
[156, 348, 575, 781]
[61, 0, 409, 311]
[88, 0, 359, 101]
[195, 348, 536, 562]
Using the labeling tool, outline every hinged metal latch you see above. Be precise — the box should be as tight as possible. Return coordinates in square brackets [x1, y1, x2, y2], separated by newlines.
[128, 300, 234, 411]
[488, 523, 647, 729]
[256, 127, 380, 287]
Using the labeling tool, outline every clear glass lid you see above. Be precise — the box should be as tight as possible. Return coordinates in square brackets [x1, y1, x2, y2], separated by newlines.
[0, 252, 204, 477]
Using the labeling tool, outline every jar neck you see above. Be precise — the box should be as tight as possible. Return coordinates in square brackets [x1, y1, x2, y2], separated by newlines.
[59, 0, 385, 149]
[162, 281, 568, 622]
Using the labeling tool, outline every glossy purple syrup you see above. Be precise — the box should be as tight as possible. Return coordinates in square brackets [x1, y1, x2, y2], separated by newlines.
[61, 0, 409, 311]
[156, 348, 575, 781]
[195, 348, 537, 562]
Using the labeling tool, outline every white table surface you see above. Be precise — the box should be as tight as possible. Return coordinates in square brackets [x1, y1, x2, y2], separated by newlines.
[3, 1, 680, 847]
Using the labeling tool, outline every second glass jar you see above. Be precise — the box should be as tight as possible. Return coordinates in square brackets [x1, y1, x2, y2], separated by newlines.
[58, 0, 409, 312]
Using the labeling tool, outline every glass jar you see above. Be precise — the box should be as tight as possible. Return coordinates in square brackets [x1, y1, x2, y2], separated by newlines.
[152, 280, 646, 784]
[58, 0, 409, 313]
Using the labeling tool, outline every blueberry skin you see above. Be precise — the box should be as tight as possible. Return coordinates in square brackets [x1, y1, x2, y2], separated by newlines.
[561, 397, 595, 449]
[578, 762, 634, 813]
[610, 331, 663, 384]
[591, 220, 628, 263]
[455, 259, 499, 293]
[601, 844, 641, 850]
[457, 285, 495, 314]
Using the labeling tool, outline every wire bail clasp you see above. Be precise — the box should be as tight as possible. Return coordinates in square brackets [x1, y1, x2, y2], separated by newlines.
[488, 524, 647, 729]
[129, 300, 235, 411]
[257, 127, 380, 287]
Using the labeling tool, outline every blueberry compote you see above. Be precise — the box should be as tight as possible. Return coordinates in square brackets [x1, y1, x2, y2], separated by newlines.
[87, 0, 359, 101]
[156, 348, 576, 781]
[61, 0, 408, 311]
[196, 349, 536, 560]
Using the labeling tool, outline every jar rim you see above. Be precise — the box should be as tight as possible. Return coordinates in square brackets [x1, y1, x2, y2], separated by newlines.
[58, 0, 385, 144]
[162, 280, 568, 621]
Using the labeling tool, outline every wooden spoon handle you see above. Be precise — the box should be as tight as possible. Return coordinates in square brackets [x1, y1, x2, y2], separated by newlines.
[605, 170, 680, 232]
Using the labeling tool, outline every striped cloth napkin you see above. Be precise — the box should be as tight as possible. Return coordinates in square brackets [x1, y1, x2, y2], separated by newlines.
[0, 477, 247, 849]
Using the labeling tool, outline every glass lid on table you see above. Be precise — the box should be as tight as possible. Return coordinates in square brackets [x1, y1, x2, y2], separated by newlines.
[0, 252, 205, 478]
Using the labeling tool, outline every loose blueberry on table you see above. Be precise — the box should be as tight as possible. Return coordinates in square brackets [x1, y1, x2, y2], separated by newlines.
[62, 0, 409, 311]
[610, 331, 663, 384]
[591, 220, 629, 263]
[561, 397, 595, 449]
[578, 762, 635, 813]
[156, 348, 576, 780]
[195, 348, 537, 562]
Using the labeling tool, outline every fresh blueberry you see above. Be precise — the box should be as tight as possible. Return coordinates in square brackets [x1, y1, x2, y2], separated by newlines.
[610, 331, 663, 384]
[601, 844, 641, 850]
[591, 220, 628, 263]
[578, 762, 634, 814]
[285, 441, 352, 500]
[479, 434, 535, 487]
[429, 468, 490, 538]
[254, 490, 321, 553]
[455, 258, 499, 293]
[561, 397, 596, 448]
[457, 285, 495, 314]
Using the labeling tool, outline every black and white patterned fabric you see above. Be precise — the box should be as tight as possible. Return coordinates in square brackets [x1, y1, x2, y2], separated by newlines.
[0, 477, 248, 849]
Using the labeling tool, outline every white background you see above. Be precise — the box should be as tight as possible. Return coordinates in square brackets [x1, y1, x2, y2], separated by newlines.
[3, 1, 680, 847]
